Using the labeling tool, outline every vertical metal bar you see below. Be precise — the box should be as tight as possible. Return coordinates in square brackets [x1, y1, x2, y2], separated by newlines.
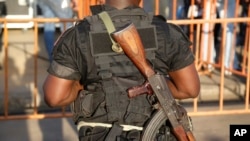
[78, 0, 84, 19]
[172, 0, 177, 20]
[155, 0, 159, 15]
[83, 0, 90, 17]
[245, 4, 250, 109]
[242, 4, 250, 74]
[194, 23, 201, 113]
[219, 21, 227, 111]
[195, 24, 201, 68]
[189, 0, 195, 51]
[206, 0, 211, 65]
[218, 0, 229, 112]
[139, 0, 143, 8]
[199, 0, 207, 66]
[222, 0, 229, 71]
[193, 98, 198, 113]
[246, 27, 250, 110]
[3, 19, 8, 118]
[33, 21, 39, 115]
[90, 0, 96, 5]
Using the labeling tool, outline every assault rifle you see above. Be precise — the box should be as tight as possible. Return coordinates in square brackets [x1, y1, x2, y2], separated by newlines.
[111, 23, 196, 141]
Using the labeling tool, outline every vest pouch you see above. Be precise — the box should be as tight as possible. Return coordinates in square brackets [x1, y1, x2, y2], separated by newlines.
[124, 96, 153, 126]
[79, 126, 109, 141]
[72, 90, 105, 121]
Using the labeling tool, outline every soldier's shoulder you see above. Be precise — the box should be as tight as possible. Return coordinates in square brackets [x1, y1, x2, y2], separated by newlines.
[167, 23, 190, 42]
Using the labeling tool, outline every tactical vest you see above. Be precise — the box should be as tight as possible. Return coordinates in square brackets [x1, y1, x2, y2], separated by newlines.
[72, 7, 161, 127]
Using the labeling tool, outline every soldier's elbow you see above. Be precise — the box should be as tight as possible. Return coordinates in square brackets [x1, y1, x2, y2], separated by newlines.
[43, 89, 63, 108]
[189, 91, 200, 99]
[188, 86, 200, 98]
[44, 95, 61, 108]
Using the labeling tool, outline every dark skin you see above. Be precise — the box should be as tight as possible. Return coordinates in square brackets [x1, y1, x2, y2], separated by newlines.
[43, 0, 200, 108]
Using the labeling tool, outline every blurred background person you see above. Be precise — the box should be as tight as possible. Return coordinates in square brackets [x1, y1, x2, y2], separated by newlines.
[199, 0, 216, 72]
[215, 0, 236, 75]
[199, 0, 236, 75]
[37, 0, 74, 62]
[143, 0, 187, 20]
[233, 0, 250, 71]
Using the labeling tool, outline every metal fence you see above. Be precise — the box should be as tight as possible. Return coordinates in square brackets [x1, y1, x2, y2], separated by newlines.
[0, 0, 250, 121]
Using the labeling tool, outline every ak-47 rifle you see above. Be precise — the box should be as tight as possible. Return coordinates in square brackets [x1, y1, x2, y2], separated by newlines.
[111, 23, 196, 141]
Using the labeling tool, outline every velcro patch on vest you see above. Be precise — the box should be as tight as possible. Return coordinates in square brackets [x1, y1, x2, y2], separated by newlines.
[89, 26, 158, 57]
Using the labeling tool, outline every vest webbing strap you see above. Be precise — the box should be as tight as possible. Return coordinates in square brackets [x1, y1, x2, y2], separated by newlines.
[102, 79, 128, 122]
[98, 11, 123, 53]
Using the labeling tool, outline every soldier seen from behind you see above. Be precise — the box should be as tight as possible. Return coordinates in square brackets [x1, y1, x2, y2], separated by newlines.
[42, 0, 200, 140]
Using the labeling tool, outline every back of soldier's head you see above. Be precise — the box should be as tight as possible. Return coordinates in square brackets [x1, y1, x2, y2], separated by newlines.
[105, 0, 141, 9]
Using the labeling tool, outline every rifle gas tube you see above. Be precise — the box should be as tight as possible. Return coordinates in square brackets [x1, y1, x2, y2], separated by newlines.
[111, 23, 195, 141]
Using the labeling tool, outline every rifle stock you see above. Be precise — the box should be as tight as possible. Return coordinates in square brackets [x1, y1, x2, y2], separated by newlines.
[111, 23, 195, 141]
[110, 24, 155, 78]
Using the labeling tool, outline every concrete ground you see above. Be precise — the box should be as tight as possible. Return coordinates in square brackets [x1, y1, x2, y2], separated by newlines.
[0, 28, 249, 141]
[0, 114, 250, 141]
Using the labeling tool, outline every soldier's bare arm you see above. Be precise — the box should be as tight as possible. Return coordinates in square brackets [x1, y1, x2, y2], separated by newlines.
[167, 63, 200, 99]
[43, 74, 83, 107]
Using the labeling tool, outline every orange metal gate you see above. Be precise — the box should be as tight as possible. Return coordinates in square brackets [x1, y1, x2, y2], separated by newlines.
[0, 0, 250, 121]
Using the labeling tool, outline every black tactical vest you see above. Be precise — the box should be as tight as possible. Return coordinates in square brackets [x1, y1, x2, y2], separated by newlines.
[72, 5, 163, 127]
